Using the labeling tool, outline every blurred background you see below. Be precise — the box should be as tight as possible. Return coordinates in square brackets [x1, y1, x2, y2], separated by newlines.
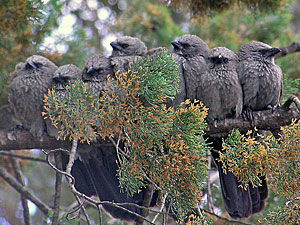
[0, 0, 299, 224]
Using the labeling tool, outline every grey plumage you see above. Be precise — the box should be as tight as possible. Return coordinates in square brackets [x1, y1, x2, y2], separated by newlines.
[171, 34, 210, 101]
[82, 54, 114, 97]
[110, 36, 146, 74]
[237, 41, 283, 116]
[197, 47, 243, 123]
[45, 64, 82, 139]
[9, 55, 58, 137]
[110, 36, 147, 57]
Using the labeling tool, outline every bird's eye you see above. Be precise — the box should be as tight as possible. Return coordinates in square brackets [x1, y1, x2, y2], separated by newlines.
[181, 43, 190, 48]
[120, 43, 129, 49]
[258, 49, 268, 55]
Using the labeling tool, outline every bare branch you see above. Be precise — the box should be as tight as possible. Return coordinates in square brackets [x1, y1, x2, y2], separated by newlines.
[1, 98, 299, 150]
[276, 42, 300, 59]
[0, 165, 51, 215]
[206, 104, 300, 137]
[0, 151, 47, 163]
[152, 192, 168, 224]
[0, 128, 71, 150]
[52, 152, 63, 225]
[202, 209, 255, 225]
[10, 153, 31, 225]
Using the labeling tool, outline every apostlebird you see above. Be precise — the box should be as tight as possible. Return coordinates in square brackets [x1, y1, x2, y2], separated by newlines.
[45, 64, 82, 139]
[9, 55, 58, 137]
[195, 47, 261, 219]
[237, 41, 283, 120]
[234, 41, 283, 217]
[82, 54, 114, 97]
[110, 36, 147, 74]
[171, 34, 210, 101]
[196, 47, 243, 124]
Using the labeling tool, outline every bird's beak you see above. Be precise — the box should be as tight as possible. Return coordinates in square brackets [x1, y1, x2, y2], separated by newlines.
[266, 48, 281, 57]
[171, 41, 184, 50]
[25, 60, 38, 69]
[87, 67, 96, 76]
[110, 41, 123, 50]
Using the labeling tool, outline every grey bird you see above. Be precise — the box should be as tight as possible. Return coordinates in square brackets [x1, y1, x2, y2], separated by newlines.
[196, 47, 243, 124]
[237, 41, 283, 120]
[110, 36, 147, 57]
[9, 55, 58, 137]
[45, 64, 82, 139]
[171, 34, 210, 101]
[82, 54, 114, 97]
[110, 36, 146, 74]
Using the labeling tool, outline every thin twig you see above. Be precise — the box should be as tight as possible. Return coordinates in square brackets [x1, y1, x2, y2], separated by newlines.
[10, 154, 30, 225]
[52, 152, 63, 225]
[63, 139, 92, 225]
[0, 165, 51, 215]
[0, 151, 47, 163]
[207, 152, 214, 212]
[202, 209, 255, 225]
[151, 192, 168, 224]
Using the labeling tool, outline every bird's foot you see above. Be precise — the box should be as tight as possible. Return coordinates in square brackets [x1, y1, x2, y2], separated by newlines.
[266, 104, 278, 113]
[242, 108, 254, 122]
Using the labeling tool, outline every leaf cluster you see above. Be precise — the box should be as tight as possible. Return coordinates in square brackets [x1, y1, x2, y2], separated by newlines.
[259, 198, 300, 225]
[220, 126, 300, 198]
[43, 81, 100, 143]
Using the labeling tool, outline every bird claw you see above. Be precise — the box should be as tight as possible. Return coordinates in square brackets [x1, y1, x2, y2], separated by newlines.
[242, 108, 254, 122]
[267, 104, 277, 113]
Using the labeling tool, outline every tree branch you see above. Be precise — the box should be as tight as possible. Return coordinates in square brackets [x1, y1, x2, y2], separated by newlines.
[206, 104, 300, 137]
[1, 97, 299, 150]
[202, 209, 255, 225]
[276, 42, 300, 59]
[52, 152, 63, 225]
[0, 165, 51, 216]
[10, 154, 31, 225]
[0, 151, 47, 163]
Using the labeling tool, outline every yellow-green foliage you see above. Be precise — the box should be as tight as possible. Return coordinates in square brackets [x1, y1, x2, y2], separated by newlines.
[220, 129, 277, 189]
[43, 81, 100, 143]
[259, 198, 300, 225]
[270, 121, 300, 198]
[220, 125, 300, 198]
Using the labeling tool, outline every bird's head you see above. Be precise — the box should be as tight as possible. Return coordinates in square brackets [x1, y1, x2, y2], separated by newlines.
[25, 55, 57, 72]
[82, 55, 113, 82]
[238, 41, 281, 64]
[208, 47, 237, 70]
[52, 64, 81, 90]
[110, 36, 147, 57]
[171, 34, 209, 58]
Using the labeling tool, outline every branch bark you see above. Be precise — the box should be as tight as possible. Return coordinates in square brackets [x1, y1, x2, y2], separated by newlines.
[52, 152, 63, 225]
[0, 100, 299, 149]
[276, 42, 300, 59]
[10, 154, 31, 225]
[0, 165, 51, 216]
